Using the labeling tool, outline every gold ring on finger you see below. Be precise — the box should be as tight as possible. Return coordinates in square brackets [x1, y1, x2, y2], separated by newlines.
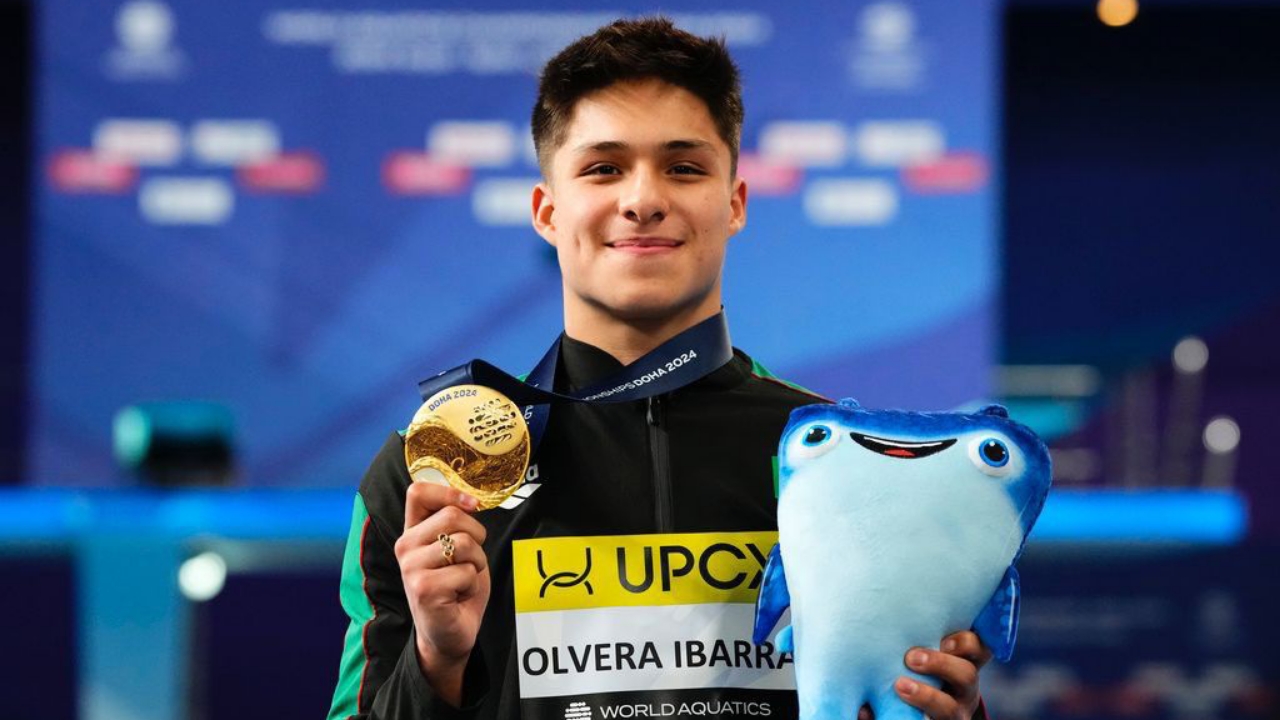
[438, 533, 456, 565]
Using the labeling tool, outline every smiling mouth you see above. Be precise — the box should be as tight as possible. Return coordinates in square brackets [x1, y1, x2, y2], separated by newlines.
[607, 237, 683, 251]
[849, 432, 956, 459]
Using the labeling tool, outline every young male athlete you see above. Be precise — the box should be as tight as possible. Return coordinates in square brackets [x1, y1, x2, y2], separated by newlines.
[330, 17, 992, 720]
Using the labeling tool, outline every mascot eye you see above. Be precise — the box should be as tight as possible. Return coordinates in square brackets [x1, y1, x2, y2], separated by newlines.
[979, 439, 1009, 467]
[803, 425, 832, 446]
[968, 436, 1014, 477]
[791, 422, 841, 460]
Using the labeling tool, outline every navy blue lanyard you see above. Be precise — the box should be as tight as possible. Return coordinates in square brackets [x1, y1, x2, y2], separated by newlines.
[417, 312, 734, 452]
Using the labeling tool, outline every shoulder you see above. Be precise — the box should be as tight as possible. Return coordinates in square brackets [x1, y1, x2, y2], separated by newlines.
[356, 431, 413, 542]
[732, 349, 832, 408]
[681, 349, 832, 436]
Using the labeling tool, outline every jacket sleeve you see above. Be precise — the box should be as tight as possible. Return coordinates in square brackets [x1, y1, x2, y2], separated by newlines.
[327, 433, 490, 720]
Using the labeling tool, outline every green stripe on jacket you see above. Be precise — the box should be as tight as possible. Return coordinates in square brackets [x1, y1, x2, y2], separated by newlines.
[328, 494, 375, 720]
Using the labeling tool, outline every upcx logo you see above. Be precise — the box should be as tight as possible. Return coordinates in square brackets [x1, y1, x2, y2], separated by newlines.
[615, 542, 770, 594]
[538, 548, 594, 598]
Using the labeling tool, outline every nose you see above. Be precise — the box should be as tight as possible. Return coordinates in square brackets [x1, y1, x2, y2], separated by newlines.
[619, 169, 668, 225]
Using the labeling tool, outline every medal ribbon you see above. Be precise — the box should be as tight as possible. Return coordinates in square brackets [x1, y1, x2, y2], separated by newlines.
[417, 311, 734, 452]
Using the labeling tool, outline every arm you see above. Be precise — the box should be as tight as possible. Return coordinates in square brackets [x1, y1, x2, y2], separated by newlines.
[395, 482, 490, 706]
[328, 436, 492, 720]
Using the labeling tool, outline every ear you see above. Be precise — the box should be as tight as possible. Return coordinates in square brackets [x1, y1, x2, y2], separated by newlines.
[531, 181, 556, 246]
[728, 176, 748, 236]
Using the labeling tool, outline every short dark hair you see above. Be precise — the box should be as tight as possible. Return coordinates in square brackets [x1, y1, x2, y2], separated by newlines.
[532, 16, 744, 176]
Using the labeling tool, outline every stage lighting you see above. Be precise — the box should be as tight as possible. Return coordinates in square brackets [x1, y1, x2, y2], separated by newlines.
[179, 551, 227, 602]
[1203, 417, 1241, 455]
[1098, 0, 1139, 28]
[1173, 336, 1209, 374]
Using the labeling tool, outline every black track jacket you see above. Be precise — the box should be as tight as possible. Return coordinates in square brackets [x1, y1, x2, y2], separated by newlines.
[328, 335, 828, 720]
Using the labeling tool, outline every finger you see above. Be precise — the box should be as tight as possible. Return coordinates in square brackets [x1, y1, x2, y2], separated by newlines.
[403, 563, 484, 606]
[941, 631, 993, 669]
[401, 533, 490, 574]
[895, 676, 961, 720]
[905, 648, 979, 705]
[404, 481, 478, 532]
[401, 503, 489, 549]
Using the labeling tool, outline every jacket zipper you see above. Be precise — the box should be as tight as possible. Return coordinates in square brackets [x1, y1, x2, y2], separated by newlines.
[647, 395, 674, 532]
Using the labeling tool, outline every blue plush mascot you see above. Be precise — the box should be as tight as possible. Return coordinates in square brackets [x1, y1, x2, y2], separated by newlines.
[753, 400, 1052, 720]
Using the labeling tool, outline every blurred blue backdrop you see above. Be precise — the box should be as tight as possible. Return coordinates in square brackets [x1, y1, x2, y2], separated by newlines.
[29, 0, 998, 488]
[2, 0, 1278, 719]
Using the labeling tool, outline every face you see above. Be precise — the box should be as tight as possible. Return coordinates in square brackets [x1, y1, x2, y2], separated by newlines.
[532, 79, 747, 326]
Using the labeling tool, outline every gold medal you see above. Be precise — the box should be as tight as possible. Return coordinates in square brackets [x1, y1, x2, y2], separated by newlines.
[403, 384, 530, 510]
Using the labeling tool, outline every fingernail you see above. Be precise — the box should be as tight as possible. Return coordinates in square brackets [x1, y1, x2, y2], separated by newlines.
[909, 650, 928, 668]
[460, 493, 478, 510]
[942, 638, 957, 652]
[897, 678, 917, 695]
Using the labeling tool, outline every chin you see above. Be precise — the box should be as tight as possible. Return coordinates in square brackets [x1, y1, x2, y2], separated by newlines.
[595, 291, 709, 324]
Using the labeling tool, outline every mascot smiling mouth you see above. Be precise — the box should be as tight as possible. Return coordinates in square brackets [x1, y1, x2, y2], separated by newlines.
[850, 433, 956, 459]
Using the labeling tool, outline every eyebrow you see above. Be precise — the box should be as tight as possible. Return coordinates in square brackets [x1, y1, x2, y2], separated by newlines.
[571, 139, 717, 154]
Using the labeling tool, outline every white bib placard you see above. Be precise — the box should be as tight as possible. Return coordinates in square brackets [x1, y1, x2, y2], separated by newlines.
[513, 532, 796, 719]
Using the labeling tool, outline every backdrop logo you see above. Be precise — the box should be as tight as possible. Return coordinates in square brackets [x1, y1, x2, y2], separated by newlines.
[105, 1, 186, 81]
[538, 548, 594, 598]
[862, 2, 916, 51]
[564, 701, 592, 720]
[847, 1, 925, 91]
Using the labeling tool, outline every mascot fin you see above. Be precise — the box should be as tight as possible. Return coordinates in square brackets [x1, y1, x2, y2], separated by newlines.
[973, 566, 1020, 662]
[752, 543, 791, 645]
[776, 624, 794, 654]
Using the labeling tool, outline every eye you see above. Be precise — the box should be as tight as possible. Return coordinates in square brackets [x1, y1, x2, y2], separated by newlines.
[790, 422, 841, 460]
[670, 164, 705, 176]
[967, 436, 1014, 477]
[583, 163, 621, 176]
[803, 425, 832, 446]
[979, 439, 1009, 467]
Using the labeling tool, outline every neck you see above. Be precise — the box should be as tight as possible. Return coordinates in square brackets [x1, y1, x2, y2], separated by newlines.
[564, 300, 723, 366]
